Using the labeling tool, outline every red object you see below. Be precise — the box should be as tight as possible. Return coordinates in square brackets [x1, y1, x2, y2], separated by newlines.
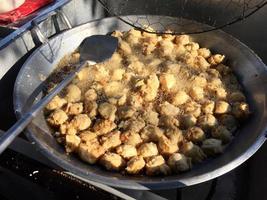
[0, 0, 53, 25]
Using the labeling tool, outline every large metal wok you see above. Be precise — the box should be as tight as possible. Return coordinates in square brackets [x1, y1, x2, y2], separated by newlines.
[13, 16, 267, 190]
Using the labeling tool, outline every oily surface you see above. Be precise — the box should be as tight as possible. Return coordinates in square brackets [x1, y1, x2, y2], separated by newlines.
[44, 29, 250, 176]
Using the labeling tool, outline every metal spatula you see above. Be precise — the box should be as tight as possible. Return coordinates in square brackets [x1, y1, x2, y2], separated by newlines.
[0, 35, 118, 154]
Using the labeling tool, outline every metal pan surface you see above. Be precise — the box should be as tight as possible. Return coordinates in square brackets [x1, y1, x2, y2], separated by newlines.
[13, 16, 267, 190]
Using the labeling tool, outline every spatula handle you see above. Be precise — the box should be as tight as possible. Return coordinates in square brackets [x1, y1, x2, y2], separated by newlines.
[0, 61, 89, 154]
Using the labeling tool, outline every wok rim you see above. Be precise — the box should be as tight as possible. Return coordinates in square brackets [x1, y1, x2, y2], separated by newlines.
[13, 15, 267, 190]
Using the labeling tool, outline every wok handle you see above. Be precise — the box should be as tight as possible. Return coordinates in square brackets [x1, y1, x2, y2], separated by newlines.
[0, 61, 88, 154]
[31, 9, 72, 45]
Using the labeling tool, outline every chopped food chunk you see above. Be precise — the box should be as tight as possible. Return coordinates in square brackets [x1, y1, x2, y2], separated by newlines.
[172, 91, 189, 106]
[98, 102, 117, 121]
[64, 84, 81, 103]
[84, 89, 97, 101]
[232, 102, 250, 120]
[180, 114, 197, 129]
[120, 131, 142, 146]
[158, 136, 179, 155]
[185, 126, 205, 143]
[214, 101, 231, 114]
[64, 103, 83, 115]
[78, 142, 105, 164]
[141, 74, 160, 101]
[183, 101, 201, 117]
[46, 95, 67, 111]
[47, 109, 68, 126]
[194, 56, 210, 69]
[159, 101, 180, 116]
[122, 117, 146, 133]
[142, 109, 159, 126]
[165, 128, 183, 144]
[202, 100, 215, 114]
[197, 114, 218, 131]
[174, 35, 190, 45]
[84, 100, 98, 118]
[146, 155, 171, 176]
[160, 73, 176, 91]
[138, 142, 158, 158]
[208, 54, 225, 65]
[104, 81, 126, 98]
[65, 134, 81, 153]
[100, 152, 125, 171]
[181, 141, 206, 163]
[117, 106, 136, 120]
[219, 114, 238, 132]
[140, 125, 164, 142]
[69, 114, 91, 131]
[211, 125, 232, 143]
[92, 119, 117, 136]
[159, 115, 179, 129]
[116, 144, 137, 159]
[159, 40, 174, 58]
[201, 139, 223, 155]
[79, 131, 98, 143]
[100, 131, 121, 150]
[111, 68, 125, 81]
[189, 86, 204, 101]
[167, 153, 192, 172]
[126, 156, 145, 174]
[197, 48, 211, 58]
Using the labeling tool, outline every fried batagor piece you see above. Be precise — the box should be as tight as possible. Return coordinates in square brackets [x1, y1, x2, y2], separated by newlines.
[159, 115, 179, 129]
[164, 128, 184, 144]
[126, 156, 145, 174]
[47, 109, 68, 126]
[158, 101, 180, 116]
[140, 74, 160, 101]
[180, 141, 207, 163]
[146, 155, 171, 176]
[211, 125, 232, 143]
[180, 114, 197, 129]
[78, 140, 105, 164]
[185, 126, 206, 143]
[214, 101, 231, 114]
[59, 114, 90, 135]
[140, 125, 164, 143]
[232, 102, 250, 120]
[197, 114, 218, 131]
[64, 102, 83, 115]
[98, 102, 117, 121]
[167, 153, 192, 172]
[92, 119, 117, 136]
[158, 135, 179, 156]
[69, 114, 91, 131]
[201, 138, 223, 156]
[64, 84, 81, 103]
[116, 144, 137, 159]
[79, 130, 98, 143]
[142, 109, 159, 126]
[100, 130, 121, 150]
[159, 73, 176, 92]
[171, 91, 190, 106]
[120, 131, 143, 146]
[46, 95, 67, 111]
[100, 152, 125, 171]
[138, 142, 159, 158]
[65, 134, 81, 153]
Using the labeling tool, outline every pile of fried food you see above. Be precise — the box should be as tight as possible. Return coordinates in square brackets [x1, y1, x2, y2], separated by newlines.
[45, 29, 250, 176]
